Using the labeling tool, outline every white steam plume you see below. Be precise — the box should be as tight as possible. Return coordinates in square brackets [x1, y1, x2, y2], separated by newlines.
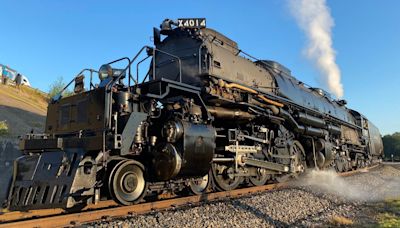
[292, 169, 400, 202]
[289, 0, 344, 98]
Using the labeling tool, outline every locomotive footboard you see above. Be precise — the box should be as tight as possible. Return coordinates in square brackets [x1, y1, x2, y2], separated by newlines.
[8, 149, 97, 211]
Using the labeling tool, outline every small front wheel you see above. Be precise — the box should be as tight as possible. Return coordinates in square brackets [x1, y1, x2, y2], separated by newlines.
[109, 160, 147, 205]
[188, 174, 210, 195]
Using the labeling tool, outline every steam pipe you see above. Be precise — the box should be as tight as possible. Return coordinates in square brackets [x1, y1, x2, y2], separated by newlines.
[207, 107, 255, 120]
[222, 81, 284, 108]
[295, 112, 326, 128]
[279, 109, 326, 137]
[266, 105, 279, 115]
[294, 112, 341, 135]
[327, 125, 341, 135]
[257, 95, 284, 108]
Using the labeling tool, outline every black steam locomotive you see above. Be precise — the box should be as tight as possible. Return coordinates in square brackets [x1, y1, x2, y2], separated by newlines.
[5, 18, 383, 211]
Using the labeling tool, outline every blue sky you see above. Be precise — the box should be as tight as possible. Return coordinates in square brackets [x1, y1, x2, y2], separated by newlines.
[0, 0, 399, 135]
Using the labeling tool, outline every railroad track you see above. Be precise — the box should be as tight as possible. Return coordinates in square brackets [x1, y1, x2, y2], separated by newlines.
[0, 164, 380, 228]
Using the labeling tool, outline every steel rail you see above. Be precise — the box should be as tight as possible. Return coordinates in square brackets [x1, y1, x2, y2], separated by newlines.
[0, 200, 117, 223]
[0, 164, 380, 228]
[0, 183, 284, 228]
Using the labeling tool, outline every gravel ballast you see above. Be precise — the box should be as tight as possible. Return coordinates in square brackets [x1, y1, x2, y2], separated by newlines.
[88, 164, 400, 227]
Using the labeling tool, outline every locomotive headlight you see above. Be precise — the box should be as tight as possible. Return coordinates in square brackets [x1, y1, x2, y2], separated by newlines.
[98, 64, 113, 81]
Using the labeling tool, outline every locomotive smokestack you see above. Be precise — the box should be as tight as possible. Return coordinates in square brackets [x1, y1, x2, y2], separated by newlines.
[289, 0, 344, 98]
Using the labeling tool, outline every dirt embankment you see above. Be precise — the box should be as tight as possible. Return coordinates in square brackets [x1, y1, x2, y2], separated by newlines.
[0, 84, 48, 207]
[0, 84, 47, 137]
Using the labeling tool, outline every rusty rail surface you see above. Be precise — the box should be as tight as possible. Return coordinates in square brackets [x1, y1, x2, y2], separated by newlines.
[0, 164, 379, 228]
[338, 163, 379, 177]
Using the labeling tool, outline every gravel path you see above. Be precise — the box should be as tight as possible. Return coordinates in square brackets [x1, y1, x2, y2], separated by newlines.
[87, 164, 400, 227]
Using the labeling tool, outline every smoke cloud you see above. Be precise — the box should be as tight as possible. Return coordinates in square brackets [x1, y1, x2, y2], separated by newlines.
[293, 169, 400, 202]
[289, 0, 344, 98]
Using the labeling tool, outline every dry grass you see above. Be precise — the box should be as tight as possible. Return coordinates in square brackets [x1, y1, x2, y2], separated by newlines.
[0, 84, 48, 115]
[377, 199, 400, 227]
[379, 213, 400, 228]
[330, 215, 354, 226]
[0, 120, 8, 135]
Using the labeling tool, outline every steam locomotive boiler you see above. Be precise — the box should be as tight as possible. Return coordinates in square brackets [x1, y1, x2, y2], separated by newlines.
[4, 18, 383, 211]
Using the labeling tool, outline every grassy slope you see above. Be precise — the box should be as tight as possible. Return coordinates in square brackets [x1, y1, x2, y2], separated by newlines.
[0, 84, 48, 137]
[0, 84, 47, 115]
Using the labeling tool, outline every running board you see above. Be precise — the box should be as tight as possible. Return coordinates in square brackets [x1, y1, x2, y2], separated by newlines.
[243, 158, 289, 172]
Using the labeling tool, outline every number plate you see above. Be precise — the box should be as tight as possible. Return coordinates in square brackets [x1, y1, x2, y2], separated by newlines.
[177, 18, 206, 28]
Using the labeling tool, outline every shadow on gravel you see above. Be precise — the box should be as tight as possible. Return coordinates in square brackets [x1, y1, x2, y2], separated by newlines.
[231, 199, 290, 227]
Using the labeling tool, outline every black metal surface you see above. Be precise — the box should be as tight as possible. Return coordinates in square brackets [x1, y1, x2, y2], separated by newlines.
[274, 73, 355, 125]
[20, 138, 63, 151]
[150, 35, 203, 86]
[151, 121, 215, 180]
[21, 136, 104, 152]
[179, 121, 216, 177]
[151, 143, 182, 180]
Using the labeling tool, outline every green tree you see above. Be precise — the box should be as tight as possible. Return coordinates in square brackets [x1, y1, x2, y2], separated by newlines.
[48, 77, 73, 98]
[383, 132, 400, 161]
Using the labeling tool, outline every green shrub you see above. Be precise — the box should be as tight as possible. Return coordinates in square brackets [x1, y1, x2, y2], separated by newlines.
[48, 76, 73, 98]
[0, 121, 9, 135]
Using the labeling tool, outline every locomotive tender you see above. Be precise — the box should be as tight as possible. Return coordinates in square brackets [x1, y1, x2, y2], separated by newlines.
[5, 18, 383, 211]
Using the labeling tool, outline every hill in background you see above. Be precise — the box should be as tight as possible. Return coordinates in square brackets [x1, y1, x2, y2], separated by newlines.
[0, 83, 47, 136]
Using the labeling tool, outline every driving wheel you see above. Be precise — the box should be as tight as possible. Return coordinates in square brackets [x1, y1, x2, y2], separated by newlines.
[211, 163, 243, 191]
[249, 168, 270, 186]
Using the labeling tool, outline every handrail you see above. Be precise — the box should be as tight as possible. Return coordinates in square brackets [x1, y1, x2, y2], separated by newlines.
[103, 46, 184, 129]
[105, 46, 149, 91]
[55, 68, 98, 99]
[104, 46, 149, 129]
[106, 57, 132, 91]
[104, 46, 184, 128]
[136, 55, 151, 83]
